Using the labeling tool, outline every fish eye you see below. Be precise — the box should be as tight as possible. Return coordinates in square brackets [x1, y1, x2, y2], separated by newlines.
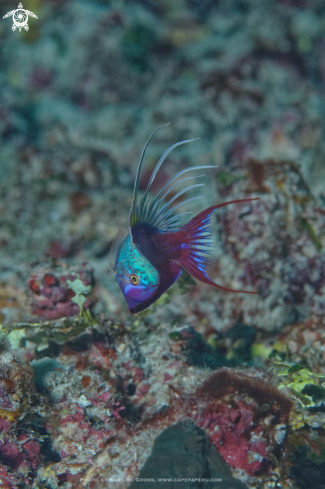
[130, 274, 139, 285]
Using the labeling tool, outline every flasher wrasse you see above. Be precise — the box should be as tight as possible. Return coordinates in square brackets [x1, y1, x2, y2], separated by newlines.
[108, 125, 259, 313]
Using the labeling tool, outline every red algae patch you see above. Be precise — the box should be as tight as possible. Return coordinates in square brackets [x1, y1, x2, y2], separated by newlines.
[194, 369, 292, 475]
[197, 398, 269, 475]
[28, 263, 94, 320]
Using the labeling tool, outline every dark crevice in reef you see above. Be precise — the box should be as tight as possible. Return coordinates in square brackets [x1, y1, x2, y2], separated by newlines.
[183, 323, 257, 369]
[290, 446, 325, 489]
[16, 413, 61, 465]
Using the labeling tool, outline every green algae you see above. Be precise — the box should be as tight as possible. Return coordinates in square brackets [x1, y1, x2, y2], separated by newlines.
[277, 362, 325, 407]
[2, 314, 97, 352]
[216, 170, 241, 187]
[299, 217, 322, 252]
[169, 331, 183, 341]
[0, 324, 11, 351]
[250, 342, 273, 359]
[67, 278, 92, 318]
[274, 361, 325, 430]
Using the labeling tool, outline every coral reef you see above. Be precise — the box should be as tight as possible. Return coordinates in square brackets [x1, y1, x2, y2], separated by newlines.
[0, 349, 57, 486]
[0, 315, 296, 488]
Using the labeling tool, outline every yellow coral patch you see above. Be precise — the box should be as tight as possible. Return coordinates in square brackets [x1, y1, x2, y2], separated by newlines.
[0, 408, 21, 422]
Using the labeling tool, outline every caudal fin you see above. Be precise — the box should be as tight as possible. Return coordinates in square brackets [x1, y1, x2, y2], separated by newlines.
[179, 198, 260, 294]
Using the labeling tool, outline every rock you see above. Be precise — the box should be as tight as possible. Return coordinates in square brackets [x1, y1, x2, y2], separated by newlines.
[129, 420, 247, 489]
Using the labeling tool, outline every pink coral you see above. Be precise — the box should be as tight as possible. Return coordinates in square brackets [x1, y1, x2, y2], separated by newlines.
[17, 435, 41, 470]
[0, 465, 20, 489]
[0, 438, 24, 471]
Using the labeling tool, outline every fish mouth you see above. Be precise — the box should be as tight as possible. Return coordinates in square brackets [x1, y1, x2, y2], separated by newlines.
[116, 276, 158, 302]
[126, 284, 158, 304]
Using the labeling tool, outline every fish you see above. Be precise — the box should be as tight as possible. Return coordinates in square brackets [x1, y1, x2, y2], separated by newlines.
[108, 124, 259, 313]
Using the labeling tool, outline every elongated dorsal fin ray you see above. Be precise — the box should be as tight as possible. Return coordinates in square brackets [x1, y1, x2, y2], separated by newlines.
[156, 196, 204, 230]
[160, 174, 205, 202]
[108, 230, 124, 271]
[129, 126, 218, 240]
[136, 138, 201, 226]
[143, 138, 200, 200]
[146, 167, 215, 222]
[151, 183, 205, 227]
[129, 124, 169, 234]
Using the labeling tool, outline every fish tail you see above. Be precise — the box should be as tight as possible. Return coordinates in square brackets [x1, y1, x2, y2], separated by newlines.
[179, 198, 260, 294]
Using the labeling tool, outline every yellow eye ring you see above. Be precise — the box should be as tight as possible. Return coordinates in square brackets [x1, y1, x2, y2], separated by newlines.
[130, 274, 139, 285]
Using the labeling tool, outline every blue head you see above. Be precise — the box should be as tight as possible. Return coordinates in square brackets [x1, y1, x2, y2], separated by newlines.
[109, 233, 159, 311]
